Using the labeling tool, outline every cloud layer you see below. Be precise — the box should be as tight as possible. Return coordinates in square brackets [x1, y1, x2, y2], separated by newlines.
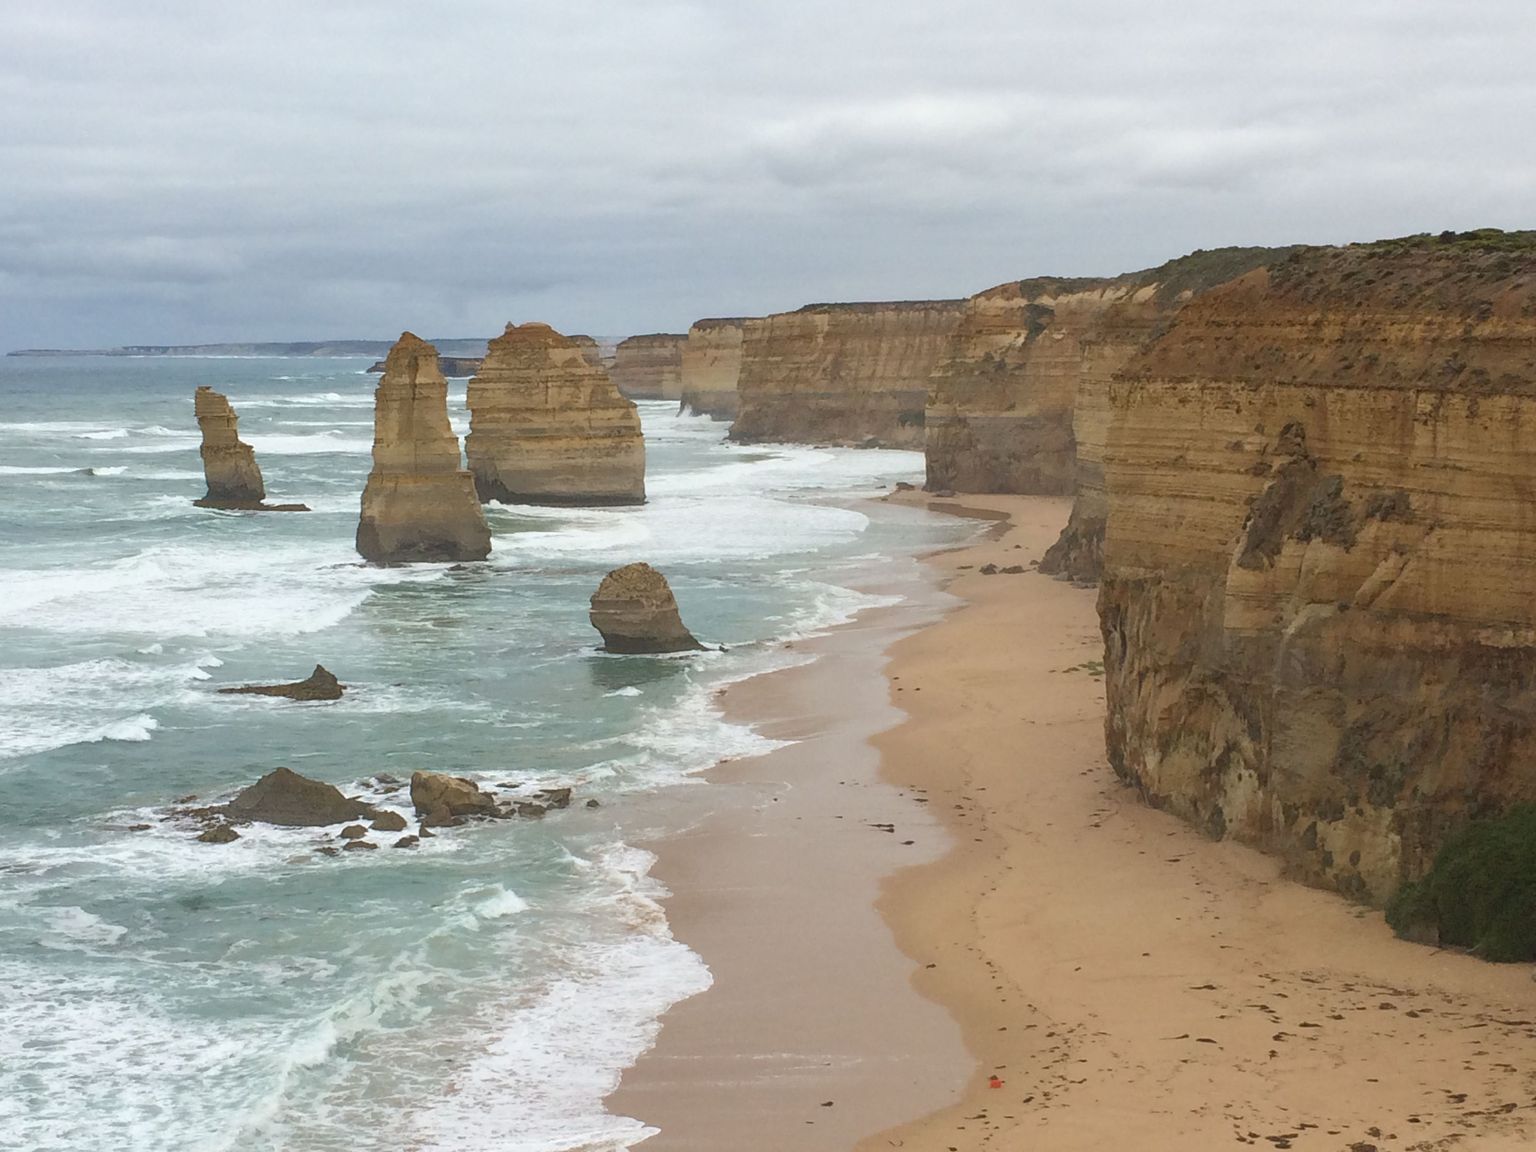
[2, 0, 1533, 347]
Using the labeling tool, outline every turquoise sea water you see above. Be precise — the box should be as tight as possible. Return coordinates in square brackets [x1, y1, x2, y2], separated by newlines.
[0, 355, 973, 1151]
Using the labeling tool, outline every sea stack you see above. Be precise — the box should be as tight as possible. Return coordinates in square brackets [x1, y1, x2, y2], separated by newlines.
[193, 387, 267, 508]
[678, 318, 749, 420]
[589, 563, 703, 653]
[611, 333, 686, 400]
[465, 322, 645, 506]
[356, 333, 491, 563]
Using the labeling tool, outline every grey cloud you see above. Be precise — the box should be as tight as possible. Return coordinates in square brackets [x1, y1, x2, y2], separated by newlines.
[1, 0, 1533, 348]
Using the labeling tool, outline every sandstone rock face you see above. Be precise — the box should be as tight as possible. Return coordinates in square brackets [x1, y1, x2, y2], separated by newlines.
[731, 301, 965, 447]
[368, 355, 483, 377]
[611, 333, 686, 400]
[356, 333, 491, 563]
[570, 334, 604, 370]
[465, 322, 645, 506]
[223, 766, 379, 827]
[193, 387, 267, 507]
[678, 317, 749, 420]
[410, 771, 497, 819]
[590, 562, 703, 653]
[1097, 231, 1536, 905]
[217, 665, 344, 701]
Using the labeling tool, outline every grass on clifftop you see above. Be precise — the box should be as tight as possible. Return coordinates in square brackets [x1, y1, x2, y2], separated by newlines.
[1386, 805, 1536, 962]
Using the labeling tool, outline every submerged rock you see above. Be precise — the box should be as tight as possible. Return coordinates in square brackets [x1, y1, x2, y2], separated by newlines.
[356, 333, 491, 564]
[410, 771, 498, 820]
[216, 664, 344, 701]
[197, 824, 241, 844]
[589, 563, 703, 654]
[222, 766, 380, 827]
[192, 387, 310, 511]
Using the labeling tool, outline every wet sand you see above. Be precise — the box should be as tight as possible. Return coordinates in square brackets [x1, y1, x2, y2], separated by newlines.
[611, 492, 1536, 1151]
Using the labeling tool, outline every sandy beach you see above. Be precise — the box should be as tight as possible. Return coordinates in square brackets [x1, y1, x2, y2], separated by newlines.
[614, 493, 1536, 1151]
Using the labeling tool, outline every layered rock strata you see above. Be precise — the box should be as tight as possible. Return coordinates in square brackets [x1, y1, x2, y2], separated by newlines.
[1097, 230, 1536, 905]
[570, 335, 604, 370]
[678, 317, 749, 420]
[367, 355, 483, 377]
[192, 387, 308, 510]
[465, 322, 645, 506]
[731, 300, 965, 447]
[590, 562, 703, 653]
[356, 333, 491, 563]
[611, 333, 686, 400]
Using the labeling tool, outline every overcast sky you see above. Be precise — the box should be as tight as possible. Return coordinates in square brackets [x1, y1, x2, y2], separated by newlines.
[2, 0, 1533, 349]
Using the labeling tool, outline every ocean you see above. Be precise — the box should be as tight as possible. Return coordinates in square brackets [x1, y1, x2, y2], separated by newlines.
[0, 355, 974, 1151]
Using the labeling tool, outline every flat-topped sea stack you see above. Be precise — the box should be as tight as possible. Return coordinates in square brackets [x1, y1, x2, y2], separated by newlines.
[730, 300, 965, 447]
[465, 322, 645, 506]
[678, 317, 749, 420]
[590, 563, 703, 654]
[611, 333, 686, 400]
[356, 333, 491, 563]
[1096, 229, 1536, 906]
[192, 387, 307, 510]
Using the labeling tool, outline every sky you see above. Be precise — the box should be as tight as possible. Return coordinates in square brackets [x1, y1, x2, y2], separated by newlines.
[2, 0, 1533, 349]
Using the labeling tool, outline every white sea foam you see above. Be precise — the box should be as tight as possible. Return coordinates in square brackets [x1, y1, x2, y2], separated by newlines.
[472, 886, 530, 919]
[38, 906, 130, 951]
[0, 656, 212, 760]
[0, 465, 79, 476]
[605, 686, 642, 697]
[76, 428, 129, 439]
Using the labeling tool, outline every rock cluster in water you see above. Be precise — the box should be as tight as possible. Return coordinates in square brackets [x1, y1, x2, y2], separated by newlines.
[589, 562, 703, 654]
[465, 322, 645, 506]
[356, 333, 491, 563]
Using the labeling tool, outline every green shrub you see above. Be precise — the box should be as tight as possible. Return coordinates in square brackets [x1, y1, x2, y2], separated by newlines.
[1386, 805, 1536, 962]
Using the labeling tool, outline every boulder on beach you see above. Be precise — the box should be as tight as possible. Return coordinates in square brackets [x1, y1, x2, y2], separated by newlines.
[222, 766, 380, 827]
[216, 665, 345, 701]
[589, 563, 703, 654]
[410, 771, 498, 820]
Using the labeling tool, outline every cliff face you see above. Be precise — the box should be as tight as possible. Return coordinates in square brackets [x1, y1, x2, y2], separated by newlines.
[1097, 232, 1536, 904]
[356, 333, 491, 563]
[465, 322, 645, 506]
[611, 334, 686, 400]
[678, 317, 748, 420]
[570, 335, 604, 370]
[731, 300, 965, 447]
[193, 386, 266, 507]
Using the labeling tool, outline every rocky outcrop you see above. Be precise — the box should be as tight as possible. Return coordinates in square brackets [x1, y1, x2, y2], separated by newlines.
[192, 387, 308, 511]
[410, 771, 497, 821]
[1096, 230, 1536, 906]
[611, 333, 686, 400]
[590, 562, 703, 653]
[678, 318, 749, 420]
[465, 322, 645, 506]
[570, 334, 604, 369]
[356, 333, 491, 563]
[222, 766, 380, 827]
[731, 300, 965, 447]
[217, 665, 344, 701]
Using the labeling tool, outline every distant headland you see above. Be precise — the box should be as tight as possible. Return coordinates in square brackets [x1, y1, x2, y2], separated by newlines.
[6, 339, 493, 358]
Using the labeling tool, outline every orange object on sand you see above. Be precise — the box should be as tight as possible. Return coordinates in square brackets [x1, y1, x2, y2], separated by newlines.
[988, 1076, 1004, 1088]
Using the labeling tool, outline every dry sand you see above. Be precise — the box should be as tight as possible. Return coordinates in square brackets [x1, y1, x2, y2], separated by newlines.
[613, 493, 1536, 1151]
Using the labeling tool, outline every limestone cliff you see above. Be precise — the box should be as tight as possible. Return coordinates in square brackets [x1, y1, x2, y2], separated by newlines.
[193, 387, 266, 507]
[465, 322, 645, 506]
[678, 317, 749, 420]
[1096, 230, 1536, 905]
[570, 335, 604, 370]
[731, 300, 965, 447]
[368, 354, 484, 377]
[356, 333, 491, 563]
[611, 333, 686, 400]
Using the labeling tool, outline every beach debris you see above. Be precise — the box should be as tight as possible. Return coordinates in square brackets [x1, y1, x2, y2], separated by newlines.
[589, 562, 704, 653]
[979, 563, 999, 575]
[989, 1076, 1005, 1089]
[410, 770, 498, 821]
[217, 664, 345, 701]
[221, 766, 382, 827]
